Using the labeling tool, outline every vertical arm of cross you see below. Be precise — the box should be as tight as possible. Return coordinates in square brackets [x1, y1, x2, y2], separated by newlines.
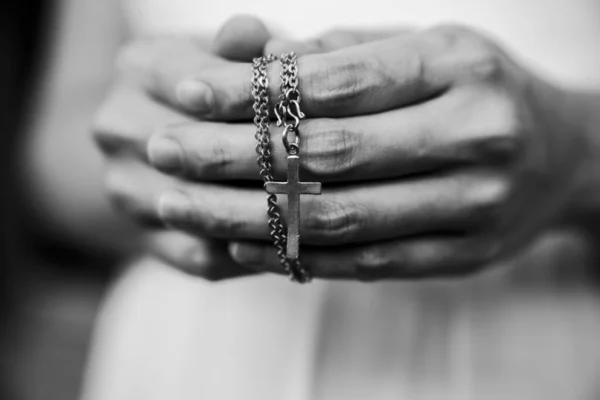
[264, 155, 322, 260]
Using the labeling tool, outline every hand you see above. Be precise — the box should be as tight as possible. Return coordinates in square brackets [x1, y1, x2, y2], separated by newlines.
[93, 18, 393, 279]
[136, 24, 585, 281]
[93, 16, 273, 280]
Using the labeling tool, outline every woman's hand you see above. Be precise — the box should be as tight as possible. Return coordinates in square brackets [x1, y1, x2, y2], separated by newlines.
[92, 17, 275, 280]
[133, 24, 587, 281]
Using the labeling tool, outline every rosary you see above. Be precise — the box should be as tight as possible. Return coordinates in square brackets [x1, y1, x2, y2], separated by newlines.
[251, 53, 321, 283]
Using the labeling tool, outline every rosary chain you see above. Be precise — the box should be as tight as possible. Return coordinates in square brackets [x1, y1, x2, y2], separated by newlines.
[278, 52, 311, 281]
[251, 54, 310, 283]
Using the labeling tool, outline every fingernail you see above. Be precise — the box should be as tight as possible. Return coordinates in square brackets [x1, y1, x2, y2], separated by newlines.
[176, 79, 214, 114]
[158, 191, 191, 224]
[148, 138, 183, 172]
[228, 242, 263, 266]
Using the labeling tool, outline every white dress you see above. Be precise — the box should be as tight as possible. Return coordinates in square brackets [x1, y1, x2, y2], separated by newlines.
[82, 1, 600, 399]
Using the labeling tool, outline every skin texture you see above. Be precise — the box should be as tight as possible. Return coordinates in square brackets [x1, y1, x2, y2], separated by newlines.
[94, 20, 599, 281]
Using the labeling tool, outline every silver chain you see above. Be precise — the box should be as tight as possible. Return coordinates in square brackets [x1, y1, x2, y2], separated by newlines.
[251, 54, 311, 283]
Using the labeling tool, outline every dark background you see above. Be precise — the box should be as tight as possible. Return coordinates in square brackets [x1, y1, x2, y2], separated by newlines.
[2, 2, 112, 399]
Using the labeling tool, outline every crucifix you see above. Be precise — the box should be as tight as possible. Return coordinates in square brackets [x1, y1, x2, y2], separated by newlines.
[265, 155, 322, 259]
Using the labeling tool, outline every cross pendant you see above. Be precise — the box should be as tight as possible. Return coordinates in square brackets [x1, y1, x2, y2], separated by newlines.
[265, 155, 322, 259]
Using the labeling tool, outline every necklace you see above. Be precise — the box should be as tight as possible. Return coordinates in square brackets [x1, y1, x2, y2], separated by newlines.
[251, 53, 322, 283]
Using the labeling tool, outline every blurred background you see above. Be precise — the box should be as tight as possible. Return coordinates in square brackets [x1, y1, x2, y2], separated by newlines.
[3, 2, 119, 399]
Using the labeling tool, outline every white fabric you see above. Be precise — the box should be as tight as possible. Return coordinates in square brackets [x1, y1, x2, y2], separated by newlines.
[83, 2, 600, 400]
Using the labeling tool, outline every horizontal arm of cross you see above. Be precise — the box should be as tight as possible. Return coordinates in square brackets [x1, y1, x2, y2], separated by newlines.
[265, 182, 288, 195]
[265, 181, 322, 195]
[298, 182, 322, 194]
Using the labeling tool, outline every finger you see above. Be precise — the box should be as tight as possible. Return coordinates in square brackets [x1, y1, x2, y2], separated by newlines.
[265, 27, 415, 55]
[148, 86, 516, 182]
[174, 28, 461, 120]
[149, 171, 505, 245]
[120, 25, 273, 113]
[228, 235, 496, 280]
[117, 37, 227, 112]
[148, 105, 444, 182]
[93, 85, 193, 159]
[145, 230, 255, 280]
[212, 15, 272, 61]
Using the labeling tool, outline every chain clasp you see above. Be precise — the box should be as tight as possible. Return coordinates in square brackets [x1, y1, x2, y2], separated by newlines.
[282, 124, 300, 155]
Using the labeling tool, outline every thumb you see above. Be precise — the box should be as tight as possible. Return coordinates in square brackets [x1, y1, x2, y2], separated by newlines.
[212, 15, 272, 61]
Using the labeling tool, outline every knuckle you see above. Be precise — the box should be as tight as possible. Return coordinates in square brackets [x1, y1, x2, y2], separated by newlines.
[490, 93, 521, 137]
[175, 245, 211, 276]
[104, 168, 155, 225]
[473, 132, 522, 166]
[465, 45, 503, 81]
[474, 237, 502, 265]
[483, 95, 523, 163]
[354, 246, 393, 282]
[430, 241, 489, 278]
[467, 178, 510, 230]
[303, 119, 362, 176]
[192, 135, 233, 178]
[103, 167, 125, 203]
[427, 24, 503, 81]
[308, 57, 371, 110]
[461, 91, 523, 165]
[474, 134, 522, 166]
[91, 104, 116, 154]
[451, 238, 501, 276]
[91, 98, 125, 154]
[464, 132, 522, 168]
[91, 90, 148, 155]
[304, 198, 366, 244]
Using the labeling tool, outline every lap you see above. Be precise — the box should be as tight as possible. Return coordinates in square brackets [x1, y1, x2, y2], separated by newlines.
[82, 230, 600, 400]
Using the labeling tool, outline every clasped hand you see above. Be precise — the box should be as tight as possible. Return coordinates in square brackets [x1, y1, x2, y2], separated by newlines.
[94, 17, 583, 281]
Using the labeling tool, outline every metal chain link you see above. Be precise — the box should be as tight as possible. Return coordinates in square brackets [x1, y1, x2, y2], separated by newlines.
[277, 53, 305, 156]
[251, 54, 310, 283]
